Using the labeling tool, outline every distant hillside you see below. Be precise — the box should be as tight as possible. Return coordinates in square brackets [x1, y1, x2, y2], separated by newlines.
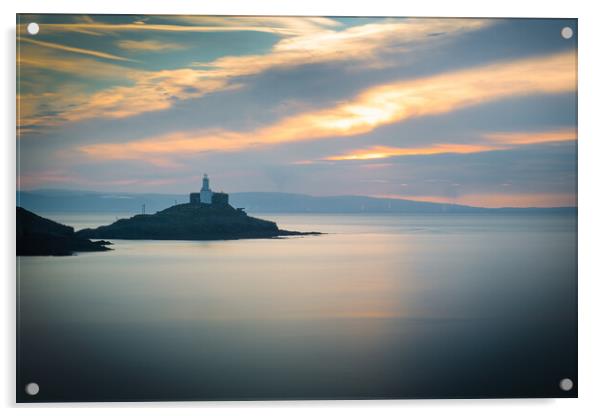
[17, 189, 576, 215]
[17, 189, 185, 213]
[232, 192, 481, 214]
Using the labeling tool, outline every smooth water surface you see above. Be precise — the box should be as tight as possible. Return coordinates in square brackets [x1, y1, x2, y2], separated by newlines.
[17, 213, 577, 401]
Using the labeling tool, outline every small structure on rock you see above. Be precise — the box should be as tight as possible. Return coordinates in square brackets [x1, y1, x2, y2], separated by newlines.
[190, 174, 227, 206]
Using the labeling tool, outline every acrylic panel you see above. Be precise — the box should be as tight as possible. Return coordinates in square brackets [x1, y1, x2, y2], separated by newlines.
[16, 15, 578, 402]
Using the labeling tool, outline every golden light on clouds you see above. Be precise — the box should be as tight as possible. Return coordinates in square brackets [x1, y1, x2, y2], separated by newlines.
[325, 128, 577, 161]
[484, 128, 577, 145]
[387, 192, 577, 209]
[16, 16, 577, 208]
[268, 51, 575, 142]
[17, 46, 139, 80]
[19, 18, 491, 128]
[325, 144, 504, 161]
[116, 40, 185, 51]
[79, 51, 576, 162]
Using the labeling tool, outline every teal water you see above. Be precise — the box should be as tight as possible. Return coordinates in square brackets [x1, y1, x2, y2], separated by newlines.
[17, 213, 577, 401]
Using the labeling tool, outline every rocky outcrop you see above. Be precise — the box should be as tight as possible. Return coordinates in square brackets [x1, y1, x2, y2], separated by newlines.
[17, 207, 111, 256]
[76, 203, 320, 241]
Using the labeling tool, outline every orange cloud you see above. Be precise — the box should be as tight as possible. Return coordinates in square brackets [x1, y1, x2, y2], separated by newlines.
[261, 51, 575, 142]
[21, 18, 491, 127]
[17, 46, 142, 131]
[79, 51, 577, 161]
[116, 39, 185, 51]
[18, 170, 80, 189]
[381, 192, 576, 208]
[17, 46, 137, 80]
[324, 144, 503, 161]
[484, 128, 577, 145]
[323, 128, 577, 161]
[65, 70, 242, 121]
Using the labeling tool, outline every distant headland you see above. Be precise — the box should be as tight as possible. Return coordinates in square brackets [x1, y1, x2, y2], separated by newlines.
[75, 174, 321, 241]
[17, 187, 577, 215]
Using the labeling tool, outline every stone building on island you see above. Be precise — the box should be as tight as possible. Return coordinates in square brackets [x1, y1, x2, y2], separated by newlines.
[189, 174, 229, 206]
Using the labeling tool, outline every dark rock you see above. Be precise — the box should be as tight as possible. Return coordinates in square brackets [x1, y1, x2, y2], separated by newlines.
[17, 207, 112, 256]
[76, 203, 321, 241]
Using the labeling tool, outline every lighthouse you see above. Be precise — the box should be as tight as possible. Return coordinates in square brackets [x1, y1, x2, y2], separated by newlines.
[200, 173, 213, 204]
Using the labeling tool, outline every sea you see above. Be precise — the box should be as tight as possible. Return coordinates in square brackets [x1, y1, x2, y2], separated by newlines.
[17, 212, 578, 401]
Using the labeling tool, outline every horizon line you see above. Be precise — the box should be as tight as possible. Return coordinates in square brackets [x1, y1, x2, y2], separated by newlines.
[17, 188, 577, 210]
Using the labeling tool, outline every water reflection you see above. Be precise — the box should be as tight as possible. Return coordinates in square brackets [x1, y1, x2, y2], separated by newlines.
[17, 214, 577, 401]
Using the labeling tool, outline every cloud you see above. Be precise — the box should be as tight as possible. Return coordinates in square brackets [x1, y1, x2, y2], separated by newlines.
[18, 37, 135, 62]
[116, 39, 185, 51]
[484, 128, 577, 145]
[17, 47, 142, 132]
[22, 18, 491, 127]
[62, 69, 242, 121]
[19, 15, 342, 37]
[17, 51, 136, 81]
[324, 128, 577, 161]
[380, 192, 576, 208]
[156, 15, 342, 35]
[261, 51, 575, 142]
[324, 144, 503, 160]
[270, 18, 487, 58]
[18, 170, 80, 188]
[19, 23, 284, 35]
[78, 51, 576, 162]
[18, 169, 180, 189]
[188, 18, 491, 77]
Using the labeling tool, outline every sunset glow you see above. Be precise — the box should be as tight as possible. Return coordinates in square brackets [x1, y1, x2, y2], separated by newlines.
[17, 16, 577, 207]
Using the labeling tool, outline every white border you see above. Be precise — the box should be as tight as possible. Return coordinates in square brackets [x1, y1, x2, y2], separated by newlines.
[3, 1, 601, 415]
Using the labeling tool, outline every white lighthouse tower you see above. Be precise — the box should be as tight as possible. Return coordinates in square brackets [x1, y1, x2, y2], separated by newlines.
[200, 173, 213, 204]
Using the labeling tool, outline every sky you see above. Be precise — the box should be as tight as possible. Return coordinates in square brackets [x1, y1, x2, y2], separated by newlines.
[16, 15, 577, 207]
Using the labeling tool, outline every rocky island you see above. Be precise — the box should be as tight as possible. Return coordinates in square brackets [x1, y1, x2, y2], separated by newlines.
[17, 207, 111, 256]
[76, 174, 320, 241]
[76, 203, 319, 241]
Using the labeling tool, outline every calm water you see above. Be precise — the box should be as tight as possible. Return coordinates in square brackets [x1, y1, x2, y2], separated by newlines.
[17, 213, 577, 401]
